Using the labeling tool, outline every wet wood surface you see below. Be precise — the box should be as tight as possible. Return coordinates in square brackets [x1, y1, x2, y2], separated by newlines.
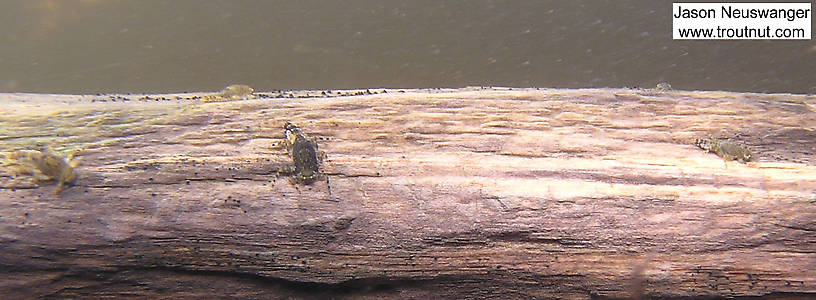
[1, 87, 815, 299]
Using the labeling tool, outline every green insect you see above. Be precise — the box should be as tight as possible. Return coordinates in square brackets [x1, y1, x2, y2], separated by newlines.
[2, 146, 81, 194]
[202, 84, 254, 102]
[694, 137, 752, 163]
[655, 82, 672, 91]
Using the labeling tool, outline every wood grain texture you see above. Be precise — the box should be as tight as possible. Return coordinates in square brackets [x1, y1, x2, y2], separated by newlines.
[0, 87, 814, 299]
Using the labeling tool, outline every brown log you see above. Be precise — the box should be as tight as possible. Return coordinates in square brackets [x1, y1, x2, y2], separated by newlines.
[0, 88, 814, 299]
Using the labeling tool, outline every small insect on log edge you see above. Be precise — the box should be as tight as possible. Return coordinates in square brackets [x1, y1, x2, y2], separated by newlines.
[694, 137, 752, 163]
[2, 146, 81, 195]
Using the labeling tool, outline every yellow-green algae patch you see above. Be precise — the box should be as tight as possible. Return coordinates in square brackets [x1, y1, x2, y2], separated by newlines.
[0, 102, 177, 153]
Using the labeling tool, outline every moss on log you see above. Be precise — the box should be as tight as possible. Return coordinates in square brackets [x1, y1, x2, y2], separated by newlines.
[0, 87, 814, 299]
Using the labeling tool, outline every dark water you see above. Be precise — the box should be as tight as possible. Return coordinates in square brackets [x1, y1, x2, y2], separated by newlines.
[0, 0, 813, 94]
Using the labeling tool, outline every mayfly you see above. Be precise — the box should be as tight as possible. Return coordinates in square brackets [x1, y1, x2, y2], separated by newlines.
[694, 137, 752, 164]
[282, 122, 333, 200]
[2, 146, 80, 194]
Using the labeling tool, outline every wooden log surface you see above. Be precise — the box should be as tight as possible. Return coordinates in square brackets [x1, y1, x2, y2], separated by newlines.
[0, 87, 815, 299]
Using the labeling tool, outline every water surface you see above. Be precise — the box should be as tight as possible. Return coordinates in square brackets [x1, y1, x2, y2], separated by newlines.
[0, 0, 813, 94]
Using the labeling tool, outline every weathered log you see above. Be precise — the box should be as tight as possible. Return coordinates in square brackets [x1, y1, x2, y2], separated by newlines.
[0, 87, 814, 299]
